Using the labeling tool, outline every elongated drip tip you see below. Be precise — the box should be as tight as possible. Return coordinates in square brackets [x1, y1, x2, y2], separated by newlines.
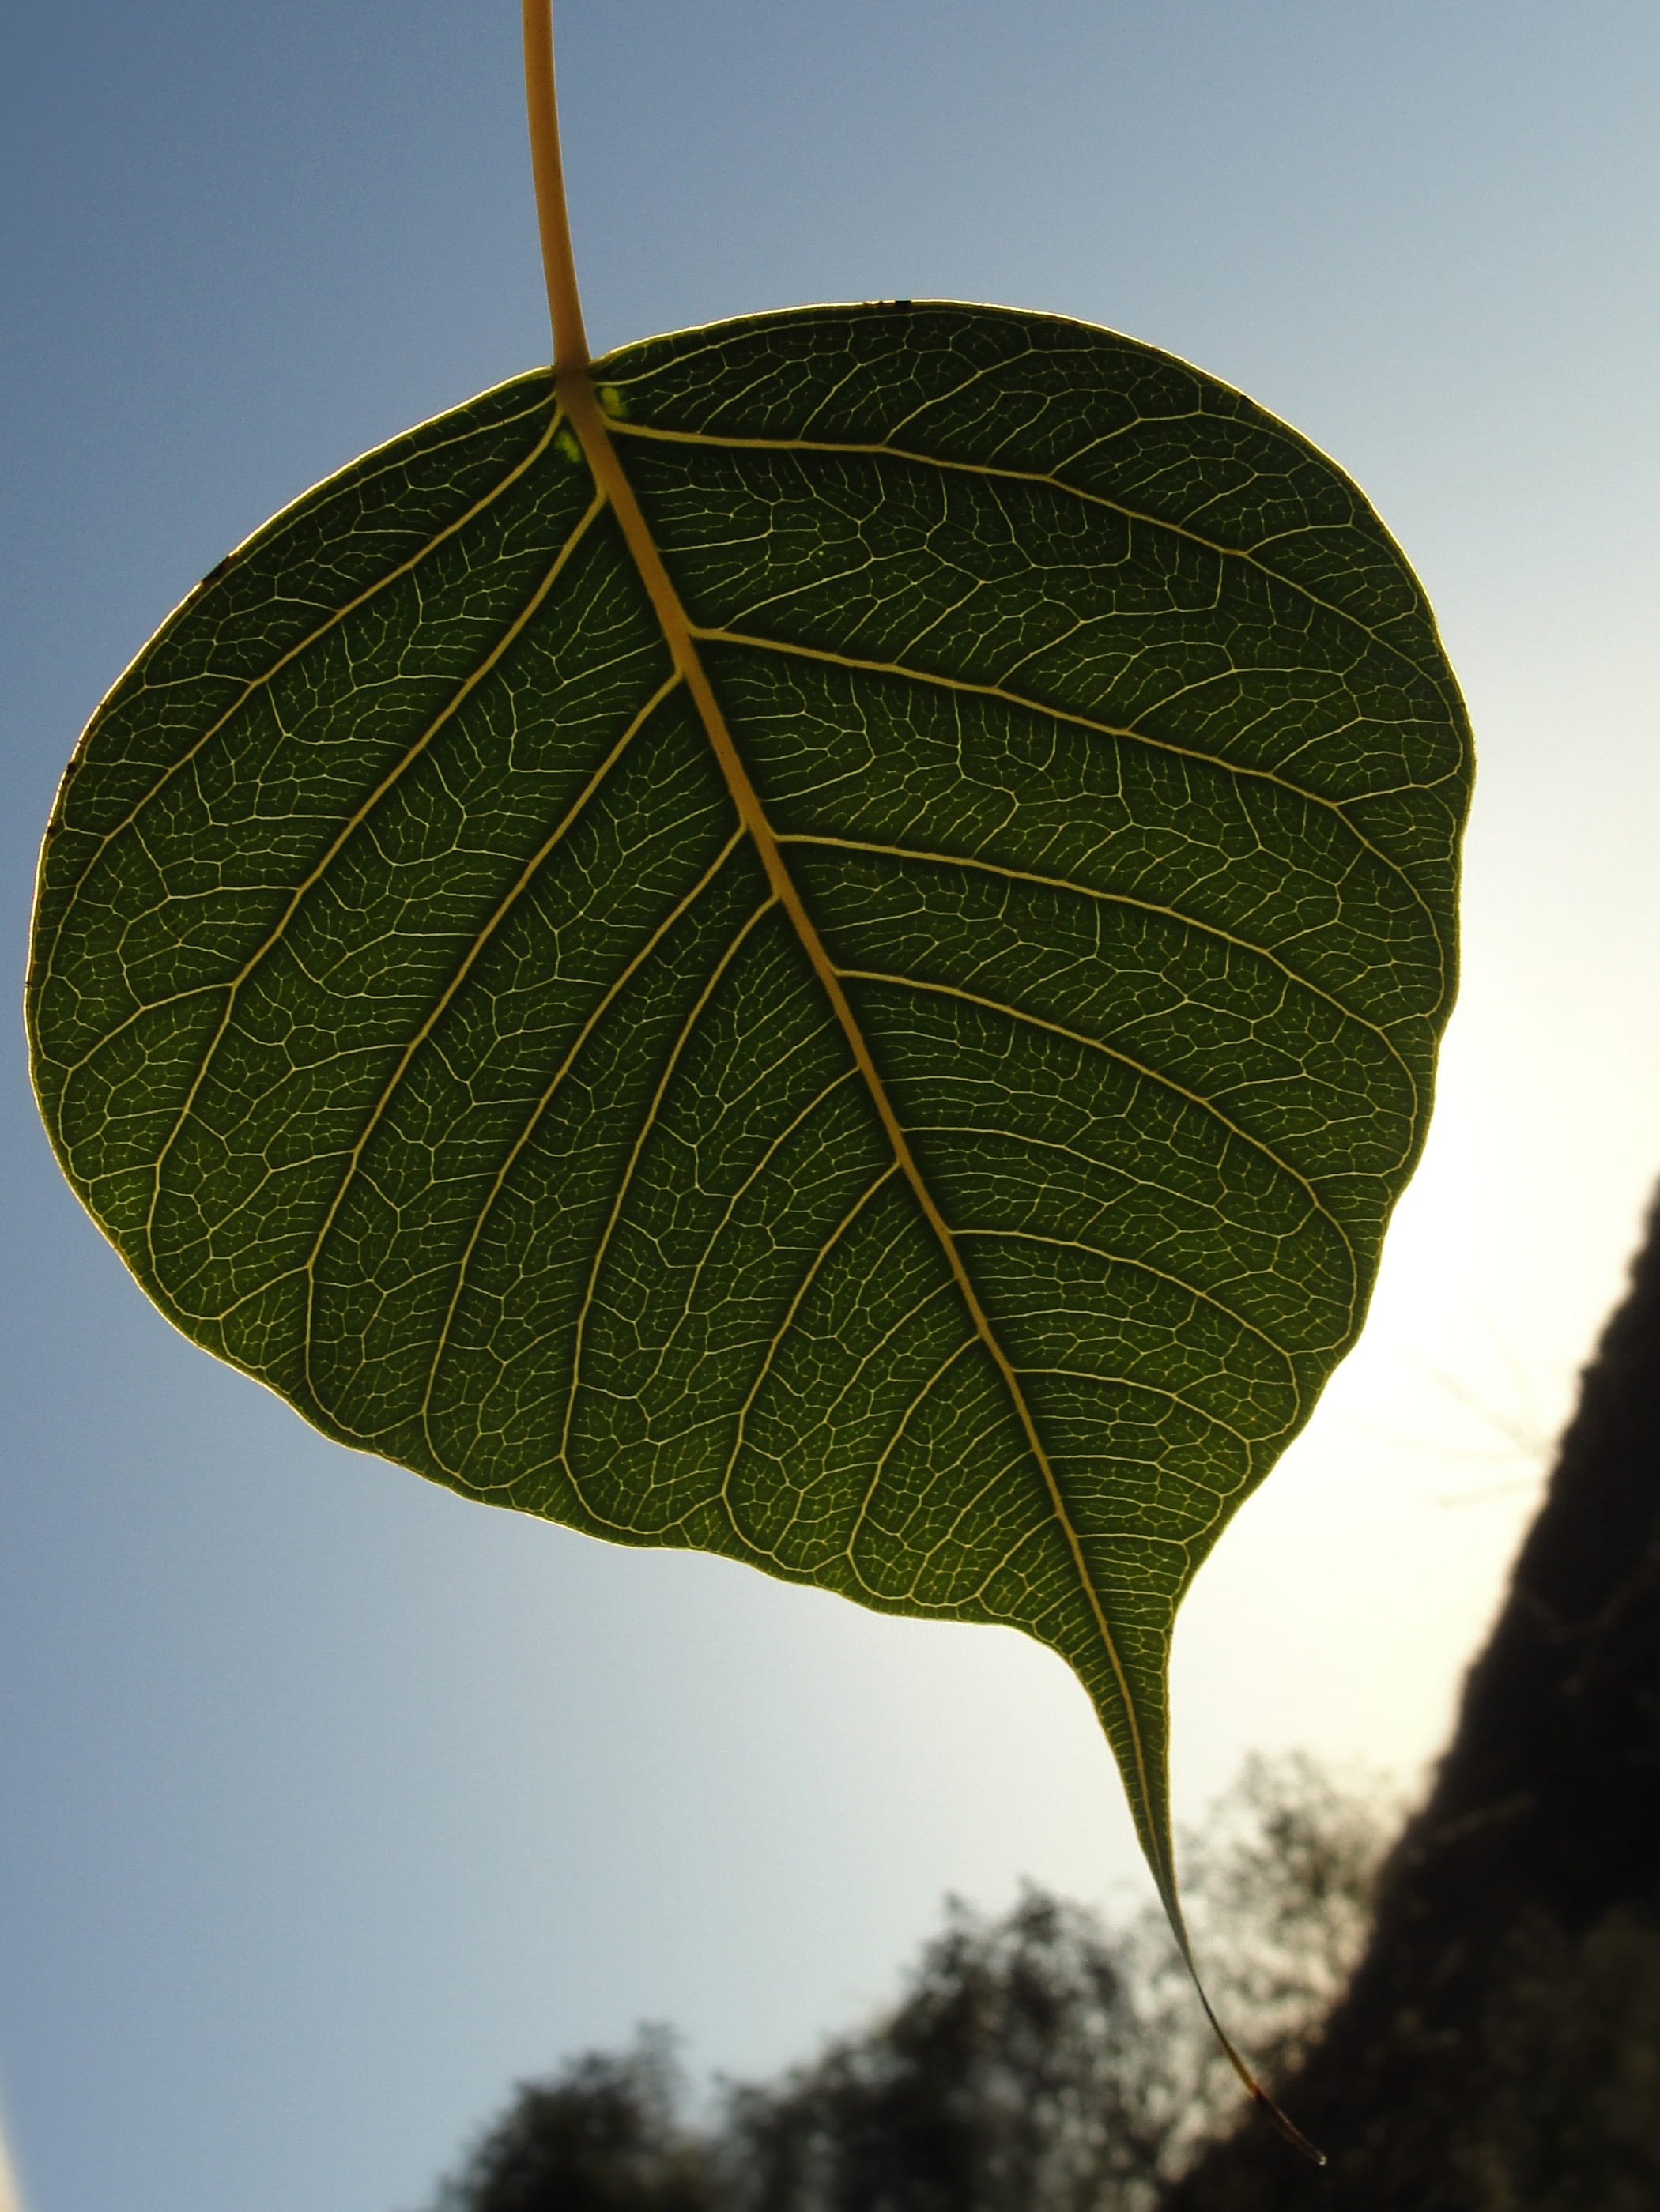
[1163, 1871, 1326, 2165]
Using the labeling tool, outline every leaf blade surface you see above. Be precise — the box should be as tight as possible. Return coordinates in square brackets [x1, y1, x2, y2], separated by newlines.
[28, 303, 1471, 1912]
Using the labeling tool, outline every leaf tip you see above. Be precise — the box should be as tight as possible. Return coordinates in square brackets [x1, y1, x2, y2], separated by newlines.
[1251, 2083, 1327, 2167]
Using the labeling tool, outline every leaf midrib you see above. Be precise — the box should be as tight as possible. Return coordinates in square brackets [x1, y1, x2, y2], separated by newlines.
[558, 364, 1168, 1888]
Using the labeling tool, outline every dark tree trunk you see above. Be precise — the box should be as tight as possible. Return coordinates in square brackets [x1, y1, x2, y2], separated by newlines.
[1164, 1195, 1660, 2212]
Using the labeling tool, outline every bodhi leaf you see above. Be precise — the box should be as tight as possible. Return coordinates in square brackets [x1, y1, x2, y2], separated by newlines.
[28, 298, 1469, 1980]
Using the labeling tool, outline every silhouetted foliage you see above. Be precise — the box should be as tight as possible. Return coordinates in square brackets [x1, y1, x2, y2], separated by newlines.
[721, 1889, 1174, 2212]
[421, 1756, 1388, 2212]
[1165, 1193, 1660, 2211]
[432, 2031, 719, 2212]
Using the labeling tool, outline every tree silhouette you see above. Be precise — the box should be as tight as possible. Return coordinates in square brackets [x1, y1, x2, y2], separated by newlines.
[422, 1758, 1386, 2212]
[431, 2032, 719, 2212]
[1165, 1193, 1660, 2210]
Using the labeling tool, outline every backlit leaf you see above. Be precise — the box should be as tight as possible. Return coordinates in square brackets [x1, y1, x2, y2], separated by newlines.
[28, 302, 1469, 1966]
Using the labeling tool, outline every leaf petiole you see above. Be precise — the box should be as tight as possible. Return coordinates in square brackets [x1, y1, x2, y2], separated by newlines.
[522, 0, 589, 375]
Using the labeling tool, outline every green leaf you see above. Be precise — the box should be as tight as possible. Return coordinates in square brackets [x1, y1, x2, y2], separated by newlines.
[28, 302, 1469, 1944]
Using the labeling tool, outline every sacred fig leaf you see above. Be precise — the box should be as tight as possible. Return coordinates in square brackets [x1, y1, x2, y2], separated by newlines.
[27, 299, 1469, 1950]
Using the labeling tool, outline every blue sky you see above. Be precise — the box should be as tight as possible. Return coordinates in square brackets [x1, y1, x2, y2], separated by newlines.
[3, 5, 1658, 2207]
